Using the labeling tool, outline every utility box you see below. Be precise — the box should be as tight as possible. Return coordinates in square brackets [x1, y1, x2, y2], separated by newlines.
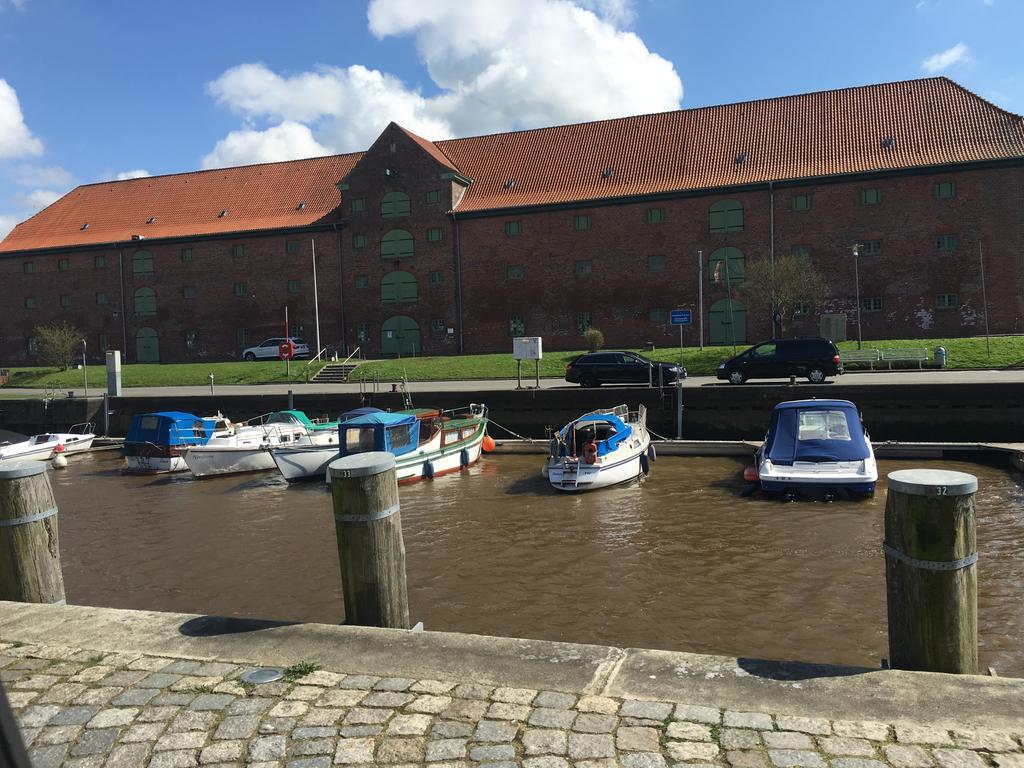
[105, 350, 122, 396]
[513, 336, 543, 361]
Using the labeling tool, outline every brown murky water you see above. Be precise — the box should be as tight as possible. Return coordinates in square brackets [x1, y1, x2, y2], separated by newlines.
[50, 451, 1024, 675]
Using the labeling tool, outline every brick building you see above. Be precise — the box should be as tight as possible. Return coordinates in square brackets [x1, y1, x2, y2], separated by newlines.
[2, 77, 1022, 363]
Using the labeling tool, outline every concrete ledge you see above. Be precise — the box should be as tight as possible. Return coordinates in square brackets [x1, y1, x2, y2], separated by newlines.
[2, 601, 1022, 729]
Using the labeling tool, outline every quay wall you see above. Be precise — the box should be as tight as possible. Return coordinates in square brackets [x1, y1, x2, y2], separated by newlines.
[0, 381, 1020, 442]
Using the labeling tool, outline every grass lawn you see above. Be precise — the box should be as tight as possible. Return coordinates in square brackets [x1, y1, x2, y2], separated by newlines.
[1, 336, 1020, 390]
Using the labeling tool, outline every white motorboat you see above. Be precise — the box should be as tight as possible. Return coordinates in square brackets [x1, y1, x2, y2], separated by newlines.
[0, 434, 57, 462]
[51, 423, 96, 454]
[123, 411, 234, 474]
[544, 405, 653, 492]
[183, 410, 340, 478]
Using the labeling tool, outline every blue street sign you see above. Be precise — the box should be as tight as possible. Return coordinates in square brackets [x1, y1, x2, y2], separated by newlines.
[670, 309, 692, 325]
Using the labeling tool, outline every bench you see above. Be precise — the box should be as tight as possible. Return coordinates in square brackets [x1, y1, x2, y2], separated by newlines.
[880, 348, 929, 369]
[841, 349, 881, 369]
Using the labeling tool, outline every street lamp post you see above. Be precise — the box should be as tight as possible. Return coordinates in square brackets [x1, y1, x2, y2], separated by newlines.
[851, 244, 862, 350]
[81, 339, 88, 398]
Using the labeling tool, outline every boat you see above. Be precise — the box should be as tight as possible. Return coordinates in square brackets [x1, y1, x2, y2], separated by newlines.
[123, 412, 233, 474]
[0, 423, 96, 463]
[270, 404, 490, 483]
[543, 404, 653, 492]
[182, 410, 341, 478]
[753, 399, 877, 496]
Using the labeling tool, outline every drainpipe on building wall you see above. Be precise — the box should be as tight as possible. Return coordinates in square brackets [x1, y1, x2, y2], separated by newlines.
[768, 180, 777, 339]
[451, 211, 465, 354]
[117, 247, 128, 361]
[333, 224, 347, 355]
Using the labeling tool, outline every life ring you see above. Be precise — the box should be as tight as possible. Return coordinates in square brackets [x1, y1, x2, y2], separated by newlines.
[583, 442, 598, 465]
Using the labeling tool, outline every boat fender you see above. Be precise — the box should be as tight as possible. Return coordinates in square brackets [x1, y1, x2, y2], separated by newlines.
[51, 444, 68, 469]
[460, 448, 470, 467]
[423, 460, 435, 479]
[549, 438, 559, 458]
[743, 465, 759, 482]
[481, 434, 496, 453]
[647, 444, 657, 462]
[583, 442, 598, 465]
[640, 453, 650, 475]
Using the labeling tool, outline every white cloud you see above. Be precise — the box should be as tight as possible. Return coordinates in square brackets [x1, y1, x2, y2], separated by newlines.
[204, 0, 681, 165]
[0, 79, 43, 158]
[921, 43, 972, 74]
[116, 169, 151, 180]
[0, 213, 19, 240]
[18, 188, 60, 210]
[11, 163, 74, 188]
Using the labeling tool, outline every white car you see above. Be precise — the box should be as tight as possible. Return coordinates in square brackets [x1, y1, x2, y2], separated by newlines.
[241, 337, 310, 361]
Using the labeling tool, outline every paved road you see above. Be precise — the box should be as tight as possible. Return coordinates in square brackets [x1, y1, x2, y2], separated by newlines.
[1, 368, 1020, 399]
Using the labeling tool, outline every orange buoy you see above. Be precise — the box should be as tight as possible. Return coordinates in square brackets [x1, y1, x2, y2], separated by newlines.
[743, 465, 759, 482]
[481, 434, 496, 453]
[53, 443, 66, 453]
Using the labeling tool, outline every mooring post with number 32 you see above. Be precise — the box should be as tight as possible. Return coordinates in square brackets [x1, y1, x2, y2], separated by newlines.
[883, 468, 978, 674]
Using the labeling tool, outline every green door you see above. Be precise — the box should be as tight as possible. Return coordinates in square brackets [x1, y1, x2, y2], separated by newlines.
[381, 316, 420, 358]
[136, 328, 160, 362]
[709, 298, 746, 346]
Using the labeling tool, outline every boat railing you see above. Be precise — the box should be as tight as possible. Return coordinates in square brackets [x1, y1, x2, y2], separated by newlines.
[69, 422, 96, 435]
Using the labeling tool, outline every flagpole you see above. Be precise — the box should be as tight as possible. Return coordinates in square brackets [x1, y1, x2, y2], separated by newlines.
[698, 250, 704, 350]
[312, 238, 322, 359]
[725, 254, 736, 353]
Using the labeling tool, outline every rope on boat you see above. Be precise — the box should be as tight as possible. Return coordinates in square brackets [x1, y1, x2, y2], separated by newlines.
[487, 417, 536, 442]
[647, 427, 675, 441]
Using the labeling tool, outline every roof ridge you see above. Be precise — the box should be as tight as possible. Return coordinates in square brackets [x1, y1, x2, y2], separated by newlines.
[938, 76, 1023, 120]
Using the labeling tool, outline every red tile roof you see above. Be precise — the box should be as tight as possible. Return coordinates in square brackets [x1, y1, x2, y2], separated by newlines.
[394, 124, 460, 174]
[3, 77, 1021, 254]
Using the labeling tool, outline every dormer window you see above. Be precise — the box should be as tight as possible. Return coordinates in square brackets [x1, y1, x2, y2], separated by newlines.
[881, 137, 895, 149]
[218, 209, 228, 218]
[80, 223, 89, 231]
[602, 168, 614, 178]
[504, 179, 515, 189]
[735, 153, 747, 164]
[146, 217, 156, 224]
[296, 202, 306, 210]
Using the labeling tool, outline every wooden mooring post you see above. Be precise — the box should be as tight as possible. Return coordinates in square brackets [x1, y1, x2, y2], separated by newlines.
[328, 452, 410, 629]
[0, 462, 66, 605]
[884, 468, 978, 673]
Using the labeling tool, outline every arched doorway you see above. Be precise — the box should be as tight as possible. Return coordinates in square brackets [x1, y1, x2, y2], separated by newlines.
[709, 298, 746, 346]
[381, 316, 420, 358]
[136, 327, 160, 362]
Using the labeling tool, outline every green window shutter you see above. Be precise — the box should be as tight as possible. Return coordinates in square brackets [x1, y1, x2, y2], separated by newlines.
[649, 307, 667, 322]
[381, 271, 418, 303]
[24, 297, 36, 309]
[95, 292, 108, 305]
[425, 190, 440, 204]
[862, 297, 882, 312]
[429, 271, 444, 284]
[233, 282, 247, 296]
[647, 255, 666, 272]
[23, 261, 33, 274]
[431, 319, 445, 332]
[574, 215, 591, 231]
[709, 200, 743, 233]
[58, 258, 70, 271]
[288, 279, 301, 293]
[507, 265, 524, 280]
[380, 192, 411, 218]
[183, 286, 196, 299]
[575, 260, 592, 276]
[645, 208, 664, 224]
[936, 293, 959, 308]
[132, 251, 153, 275]
[356, 323, 370, 343]
[353, 234, 367, 250]
[60, 294, 71, 308]
[381, 229, 414, 259]
[505, 220, 522, 236]
[860, 188, 881, 205]
[934, 235, 957, 252]
[232, 244, 245, 258]
[355, 275, 369, 289]
[180, 248, 193, 262]
[509, 315, 525, 335]
[351, 197, 365, 212]
[709, 247, 745, 283]
[934, 181, 956, 199]
[133, 288, 156, 315]
[427, 227, 443, 242]
[94, 255, 106, 268]
[790, 245, 811, 260]
[185, 331, 197, 352]
[791, 194, 811, 212]
[286, 240, 299, 254]
[576, 312, 593, 333]
[236, 328, 248, 348]
[858, 240, 882, 256]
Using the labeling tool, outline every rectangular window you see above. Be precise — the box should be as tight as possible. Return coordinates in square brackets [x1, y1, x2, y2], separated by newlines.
[426, 227, 443, 242]
[505, 220, 522, 236]
[431, 319, 445, 333]
[182, 286, 196, 299]
[575, 260, 592, 276]
[429, 270, 444, 285]
[233, 282, 247, 296]
[574, 215, 591, 231]
[232, 244, 245, 258]
[647, 255, 666, 272]
[356, 323, 370, 343]
[99, 333, 109, 351]
[576, 312, 593, 333]
[236, 328, 248, 348]
[645, 208, 664, 224]
[858, 239, 883, 256]
[352, 234, 367, 250]
[354, 274, 369, 289]
[94, 255, 106, 268]
[649, 307, 667, 323]
[860, 188, 881, 206]
[934, 235, 957, 252]
[180, 248, 193, 262]
[790, 244, 812, 259]
[288, 279, 301, 293]
[60, 294, 71, 308]
[24, 297, 36, 309]
[936, 293, 959, 309]
[58, 258, 70, 271]
[934, 181, 956, 199]
[351, 197, 365, 213]
[791, 194, 812, 212]
[794, 302, 811, 317]
[185, 331, 197, 353]
[27, 337, 38, 355]
[509, 315, 525, 336]
[425, 190, 440, 204]
[286, 240, 299, 254]
[862, 297, 883, 312]
[22, 261, 33, 274]
[507, 265, 524, 281]
[95, 292, 108, 305]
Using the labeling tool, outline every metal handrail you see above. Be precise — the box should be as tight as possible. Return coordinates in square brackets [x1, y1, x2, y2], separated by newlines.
[304, 346, 362, 382]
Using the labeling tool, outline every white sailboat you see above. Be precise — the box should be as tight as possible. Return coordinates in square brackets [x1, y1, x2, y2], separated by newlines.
[544, 405, 653, 492]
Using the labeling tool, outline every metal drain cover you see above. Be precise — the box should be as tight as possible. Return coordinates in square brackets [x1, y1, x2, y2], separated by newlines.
[240, 667, 284, 685]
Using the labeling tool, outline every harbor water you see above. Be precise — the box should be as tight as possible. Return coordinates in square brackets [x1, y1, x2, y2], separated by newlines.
[50, 451, 1024, 675]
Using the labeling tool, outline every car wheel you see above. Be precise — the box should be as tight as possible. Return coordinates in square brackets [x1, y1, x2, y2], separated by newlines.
[807, 367, 826, 384]
[581, 375, 599, 388]
[243, 352, 256, 362]
[728, 369, 746, 385]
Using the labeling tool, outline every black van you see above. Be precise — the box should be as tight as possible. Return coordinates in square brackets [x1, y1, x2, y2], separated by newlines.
[715, 337, 842, 384]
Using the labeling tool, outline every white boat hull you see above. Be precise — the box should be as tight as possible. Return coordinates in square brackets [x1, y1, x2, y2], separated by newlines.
[547, 439, 650, 492]
[183, 447, 276, 478]
[57, 435, 95, 454]
[0, 442, 55, 462]
[758, 455, 878, 494]
[125, 455, 187, 474]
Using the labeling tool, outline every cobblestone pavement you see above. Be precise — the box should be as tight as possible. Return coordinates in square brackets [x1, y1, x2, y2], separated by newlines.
[3, 641, 1022, 768]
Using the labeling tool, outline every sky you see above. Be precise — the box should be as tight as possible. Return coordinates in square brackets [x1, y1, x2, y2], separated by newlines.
[0, 0, 1020, 239]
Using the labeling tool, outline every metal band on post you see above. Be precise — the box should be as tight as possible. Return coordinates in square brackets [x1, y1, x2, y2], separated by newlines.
[0, 507, 58, 527]
[883, 544, 978, 572]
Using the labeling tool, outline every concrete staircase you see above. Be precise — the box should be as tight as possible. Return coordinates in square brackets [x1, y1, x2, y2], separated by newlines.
[310, 362, 360, 383]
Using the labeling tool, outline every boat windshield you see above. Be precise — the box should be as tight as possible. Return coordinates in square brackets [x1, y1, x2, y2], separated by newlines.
[265, 413, 300, 425]
[797, 410, 851, 442]
[344, 427, 376, 453]
[387, 425, 413, 451]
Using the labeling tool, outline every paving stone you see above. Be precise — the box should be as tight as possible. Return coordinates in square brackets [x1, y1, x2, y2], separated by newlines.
[139, 673, 183, 688]
[101, 670, 149, 687]
[574, 695, 618, 714]
[316, 688, 366, 707]
[286, 684, 324, 701]
[617, 726, 660, 752]
[299, 670, 344, 687]
[224, 696, 275, 715]
[621, 754, 669, 768]
[833, 720, 892, 741]
[260, 716, 298, 734]
[568, 732, 616, 759]
[443, 698, 490, 722]
[290, 737, 335, 756]
[764, 732, 813, 750]
[775, 716, 832, 735]
[362, 690, 414, 708]
[287, 758, 333, 768]
[410, 678, 457, 694]
[574, 760, 619, 768]
[153, 693, 196, 707]
[121, 721, 167, 742]
[149, 750, 200, 768]
[19, 725, 40, 746]
[620, 700, 673, 721]
[433, 721, 475, 738]
[70, 726, 120, 755]
[451, 682, 492, 700]
[86, 706, 138, 728]
[343, 705, 392, 724]
[293, 725, 338, 739]
[426, 738, 468, 761]
[5, 690, 39, 707]
[410, 693, 452, 714]
[528, 707, 576, 728]
[487, 701, 532, 720]
[728, 750, 770, 768]
[41, 683, 94, 705]
[190, 693, 235, 710]
[171, 676, 223, 692]
[248, 734, 287, 761]
[339, 724, 382, 737]
[339, 675, 379, 690]
[112, 687, 160, 706]
[388, 713, 433, 736]
[169, 710, 218, 732]
[199, 740, 244, 763]
[14, 673, 62, 689]
[137, 706, 181, 722]
[885, 745, 936, 768]
[725, 711, 775, 730]
[573, 713, 617, 733]
[377, 736, 427, 762]
[721, 729, 762, 749]
[28, 744, 69, 768]
[932, 749, 989, 768]
[491, 686, 537, 704]
[994, 756, 1024, 768]
[34, 724, 83, 745]
[767, 750, 827, 767]
[104, 742, 153, 768]
[372, 676, 415, 691]
[473, 719, 519, 742]
[468, 742, 514, 760]
[952, 729, 1022, 752]
[71, 667, 114, 684]
[668, 740, 721, 762]
[155, 731, 207, 751]
[666, 721, 713, 741]
[533, 690, 576, 709]
[523, 727, 568, 755]
[160, 660, 201, 675]
[300, 707, 345, 726]
[897, 726, 954, 745]
[19, 704, 60, 727]
[831, 761, 890, 768]
[73, 687, 124, 706]
[819, 737, 876, 756]
[126, 656, 172, 671]
[269, 699, 309, 718]
[64, 756, 106, 768]
[213, 714, 260, 739]
[523, 758, 571, 768]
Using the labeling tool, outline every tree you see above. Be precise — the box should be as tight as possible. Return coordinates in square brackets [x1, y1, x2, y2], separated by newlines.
[582, 327, 604, 352]
[33, 321, 83, 370]
[738, 254, 830, 337]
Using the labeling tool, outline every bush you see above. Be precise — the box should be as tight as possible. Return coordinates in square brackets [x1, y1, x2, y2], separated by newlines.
[33, 321, 83, 370]
[582, 327, 604, 352]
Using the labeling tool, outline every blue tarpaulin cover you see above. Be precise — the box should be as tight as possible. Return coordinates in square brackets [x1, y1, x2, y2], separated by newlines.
[563, 412, 631, 457]
[338, 411, 420, 457]
[765, 400, 870, 465]
[126, 412, 219, 447]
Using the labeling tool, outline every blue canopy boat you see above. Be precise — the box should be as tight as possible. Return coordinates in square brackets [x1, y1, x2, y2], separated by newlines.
[123, 411, 233, 474]
[755, 399, 877, 495]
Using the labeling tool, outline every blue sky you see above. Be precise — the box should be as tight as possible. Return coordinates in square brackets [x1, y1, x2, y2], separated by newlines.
[0, 0, 1019, 237]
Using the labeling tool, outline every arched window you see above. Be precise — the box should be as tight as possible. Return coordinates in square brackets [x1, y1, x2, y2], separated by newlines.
[381, 271, 418, 304]
[709, 200, 743, 233]
[380, 192, 411, 218]
[709, 247, 745, 284]
[381, 229, 414, 260]
[132, 250, 154, 275]
[134, 287, 156, 316]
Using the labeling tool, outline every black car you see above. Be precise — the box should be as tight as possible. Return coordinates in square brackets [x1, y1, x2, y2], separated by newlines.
[715, 337, 843, 384]
[565, 351, 685, 387]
